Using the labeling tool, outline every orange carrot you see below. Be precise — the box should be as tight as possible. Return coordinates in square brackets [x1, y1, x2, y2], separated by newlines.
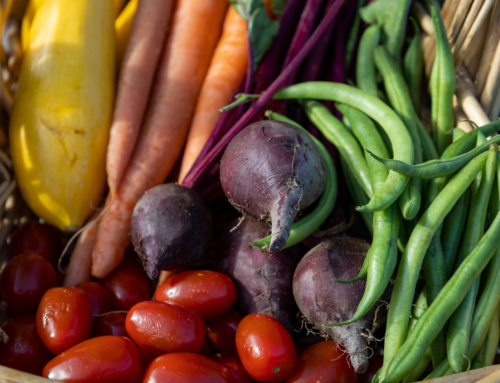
[178, 7, 248, 182]
[62, 210, 100, 287]
[92, 0, 229, 279]
[106, 0, 175, 196]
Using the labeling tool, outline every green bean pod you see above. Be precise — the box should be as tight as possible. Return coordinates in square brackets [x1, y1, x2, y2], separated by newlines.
[452, 128, 466, 142]
[299, 100, 373, 197]
[250, 112, 338, 251]
[441, 190, 470, 277]
[471, 304, 500, 370]
[383, 192, 500, 382]
[472, 131, 487, 196]
[416, 120, 440, 162]
[379, 151, 489, 381]
[273, 82, 413, 212]
[429, 0, 454, 155]
[374, 45, 422, 220]
[446, 146, 498, 373]
[356, 24, 381, 98]
[403, 18, 423, 116]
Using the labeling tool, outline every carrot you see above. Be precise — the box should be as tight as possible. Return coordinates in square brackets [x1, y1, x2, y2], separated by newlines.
[178, 7, 248, 182]
[106, 0, 175, 196]
[62, 210, 100, 287]
[92, 0, 228, 279]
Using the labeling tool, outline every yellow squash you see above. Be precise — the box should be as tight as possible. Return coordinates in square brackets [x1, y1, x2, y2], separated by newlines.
[10, 0, 115, 231]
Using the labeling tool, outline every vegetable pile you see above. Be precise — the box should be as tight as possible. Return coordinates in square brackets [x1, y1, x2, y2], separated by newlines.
[0, 0, 498, 382]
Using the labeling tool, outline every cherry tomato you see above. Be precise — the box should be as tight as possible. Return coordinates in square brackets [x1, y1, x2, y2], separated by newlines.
[9, 222, 61, 265]
[211, 353, 253, 383]
[284, 340, 358, 383]
[357, 355, 383, 383]
[0, 315, 53, 375]
[155, 270, 237, 321]
[36, 287, 93, 354]
[101, 255, 150, 310]
[143, 352, 233, 383]
[126, 300, 206, 357]
[236, 313, 297, 383]
[94, 312, 128, 338]
[206, 308, 243, 354]
[43, 336, 144, 383]
[76, 281, 110, 316]
[0, 253, 56, 314]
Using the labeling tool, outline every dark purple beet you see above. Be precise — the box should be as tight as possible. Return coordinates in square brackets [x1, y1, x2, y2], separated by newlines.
[293, 238, 390, 373]
[220, 120, 326, 253]
[214, 216, 304, 333]
[130, 184, 212, 279]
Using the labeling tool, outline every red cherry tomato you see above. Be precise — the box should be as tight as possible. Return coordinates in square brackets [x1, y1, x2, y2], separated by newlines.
[76, 281, 110, 316]
[206, 308, 243, 354]
[42, 336, 144, 383]
[126, 300, 206, 358]
[94, 312, 128, 338]
[0, 315, 53, 375]
[101, 255, 150, 310]
[143, 352, 233, 383]
[236, 313, 297, 383]
[284, 340, 358, 383]
[211, 353, 253, 383]
[36, 287, 93, 354]
[9, 222, 61, 265]
[357, 355, 383, 383]
[155, 270, 237, 321]
[0, 253, 56, 314]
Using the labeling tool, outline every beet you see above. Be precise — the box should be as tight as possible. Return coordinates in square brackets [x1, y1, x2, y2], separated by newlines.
[130, 184, 212, 279]
[214, 216, 304, 333]
[293, 237, 390, 373]
[220, 120, 326, 253]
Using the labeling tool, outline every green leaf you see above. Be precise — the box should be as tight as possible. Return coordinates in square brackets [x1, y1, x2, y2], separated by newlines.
[229, 0, 281, 71]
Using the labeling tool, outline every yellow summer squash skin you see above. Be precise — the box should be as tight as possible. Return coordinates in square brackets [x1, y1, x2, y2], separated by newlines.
[10, 0, 115, 231]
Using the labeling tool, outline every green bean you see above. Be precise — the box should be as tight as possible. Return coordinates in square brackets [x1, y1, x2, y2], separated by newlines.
[250, 112, 338, 251]
[403, 18, 423, 116]
[356, 24, 381, 98]
[383, 188, 500, 382]
[379, 151, 489, 381]
[446, 146, 497, 373]
[472, 131, 487, 196]
[274, 82, 413, 212]
[416, 120, 439, 161]
[368, 134, 500, 179]
[452, 128, 466, 142]
[340, 157, 373, 235]
[471, 304, 500, 370]
[441, 190, 470, 277]
[429, 0, 454, 155]
[299, 100, 373, 197]
[374, 45, 422, 220]
[345, 0, 367, 70]
[423, 361, 453, 380]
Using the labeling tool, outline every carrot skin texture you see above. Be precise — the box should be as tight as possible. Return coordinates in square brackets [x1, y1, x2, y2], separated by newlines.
[106, 0, 175, 196]
[92, 0, 228, 278]
[178, 7, 248, 182]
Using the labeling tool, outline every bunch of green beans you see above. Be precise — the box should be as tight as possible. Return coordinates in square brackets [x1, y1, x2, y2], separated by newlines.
[245, 0, 500, 380]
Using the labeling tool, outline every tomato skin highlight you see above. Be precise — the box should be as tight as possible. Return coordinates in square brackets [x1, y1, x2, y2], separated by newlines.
[36, 287, 93, 354]
[155, 269, 237, 321]
[42, 336, 144, 383]
[9, 222, 62, 265]
[125, 300, 206, 357]
[206, 308, 243, 354]
[0, 315, 53, 375]
[284, 340, 358, 383]
[236, 313, 297, 383]
[0, 253, 56, 314]
[94, 312, 128, 337]
[143, 352, 233, 383]
[76, 281, 110, 316]
[101, 255, 151, 311]
[211, 352, 253, 383]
